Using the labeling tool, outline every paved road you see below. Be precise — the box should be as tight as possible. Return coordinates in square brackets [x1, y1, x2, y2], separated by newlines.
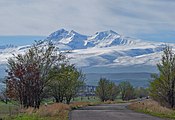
[69, 103, 165, 120]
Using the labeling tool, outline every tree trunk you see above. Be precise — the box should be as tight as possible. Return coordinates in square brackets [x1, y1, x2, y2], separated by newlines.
[66, 96, 72, 104]
[171, 79, 175, 108]
[55, 97, 59, 103]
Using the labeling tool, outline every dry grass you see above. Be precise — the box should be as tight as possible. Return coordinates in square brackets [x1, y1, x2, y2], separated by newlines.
[128, 99, 175, 119]
[20, 101, 98, 120]
[21, 103, 70, 120]
[36, 103, 70, 117]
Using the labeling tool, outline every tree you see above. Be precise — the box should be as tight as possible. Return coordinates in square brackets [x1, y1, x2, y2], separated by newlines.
[96, 78, 119, 102]
[6, 41, 65, 108]
[135, 87, 149, 99]
[0, 80, 8, 104]
[150, 46, 175, 108]
[0, 89, 7, 104]
[48, 64, 85, 104]
[64, 65, 85, 104]
[118, 81, 135, 101]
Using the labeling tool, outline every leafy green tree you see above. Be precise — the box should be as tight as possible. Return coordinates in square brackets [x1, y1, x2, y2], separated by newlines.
[47, 66, 65, 103]
[119, 81, 135, 101]
[64, 65, 85, 104]
[6, 41, 65, 108]
[150, 46, 175, 108]
[96, 78, 119, 102]
[96, 78, 109, 102]
[48, 64, 85, 104]
[108, 82, 119, 101]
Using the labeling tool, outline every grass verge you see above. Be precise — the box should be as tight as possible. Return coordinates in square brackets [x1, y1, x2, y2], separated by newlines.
[128, 99, 175, 119]
[1, 101, 100, 120]
[1, 97, 131, 120]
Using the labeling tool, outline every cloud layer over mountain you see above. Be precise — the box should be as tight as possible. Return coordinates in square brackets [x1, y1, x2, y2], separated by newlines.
[0, 0, 175, 42]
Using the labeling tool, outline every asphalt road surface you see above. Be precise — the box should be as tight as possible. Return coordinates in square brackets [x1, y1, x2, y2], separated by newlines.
[69, 103, 165, 120]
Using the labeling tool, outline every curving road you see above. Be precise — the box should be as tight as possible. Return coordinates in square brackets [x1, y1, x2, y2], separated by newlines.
[69, 103, 165, 120]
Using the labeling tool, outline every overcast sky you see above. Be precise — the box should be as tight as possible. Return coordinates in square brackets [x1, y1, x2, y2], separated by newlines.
[0, 0, 175, 42]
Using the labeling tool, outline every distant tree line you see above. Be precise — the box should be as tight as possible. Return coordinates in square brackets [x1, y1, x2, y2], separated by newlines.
[95, 78, 148, 102]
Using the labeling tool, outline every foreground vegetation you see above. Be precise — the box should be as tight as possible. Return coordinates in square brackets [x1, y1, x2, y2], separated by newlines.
[150, 46, 175, 108]
[129, 99, 175, 119]
[0, 96, 139, 120]
[0, 99, 100, 120]
[5, 41, 84, 108]
[0, 101, 19, 119]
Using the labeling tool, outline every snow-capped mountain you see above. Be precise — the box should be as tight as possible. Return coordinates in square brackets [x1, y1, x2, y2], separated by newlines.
[0, 29, 175, 86]
[46, 29, 153, 49]
[86, 30, 137, 48]
[46, 29, 87, 49]
[44, 29, 173, 72]
[0, 29, 174, 74]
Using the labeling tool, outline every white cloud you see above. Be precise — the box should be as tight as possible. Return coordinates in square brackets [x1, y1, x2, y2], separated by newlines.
[0, 0, 175, 41]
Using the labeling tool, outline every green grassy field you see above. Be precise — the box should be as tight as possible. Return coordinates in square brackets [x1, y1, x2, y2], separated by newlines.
[0, 101, 20, 119]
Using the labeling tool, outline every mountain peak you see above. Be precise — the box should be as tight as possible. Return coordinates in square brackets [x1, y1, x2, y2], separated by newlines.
[106, 30, 118, 35]
[46, 29, 141, 49]
[96, 30, 118, 35]
[93, 30, 119, 41]
[53, 28, 68, 35]
[70, 30, 78, 34]
[46, 28, 69, 41]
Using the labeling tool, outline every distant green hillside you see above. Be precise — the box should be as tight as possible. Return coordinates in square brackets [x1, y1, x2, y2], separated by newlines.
[86, 72, 153, 87]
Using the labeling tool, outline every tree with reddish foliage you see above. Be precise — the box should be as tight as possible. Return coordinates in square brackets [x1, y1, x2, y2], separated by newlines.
[6, 41, 66, 108]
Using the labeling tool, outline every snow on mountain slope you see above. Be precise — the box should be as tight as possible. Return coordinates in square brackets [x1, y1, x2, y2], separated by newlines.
[0, 29, 174, 74]
[46, 29, 155, 49]
[68, 45, 165, 68]
[46, 29, 88, 49]
[86, 30, 138, 48]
